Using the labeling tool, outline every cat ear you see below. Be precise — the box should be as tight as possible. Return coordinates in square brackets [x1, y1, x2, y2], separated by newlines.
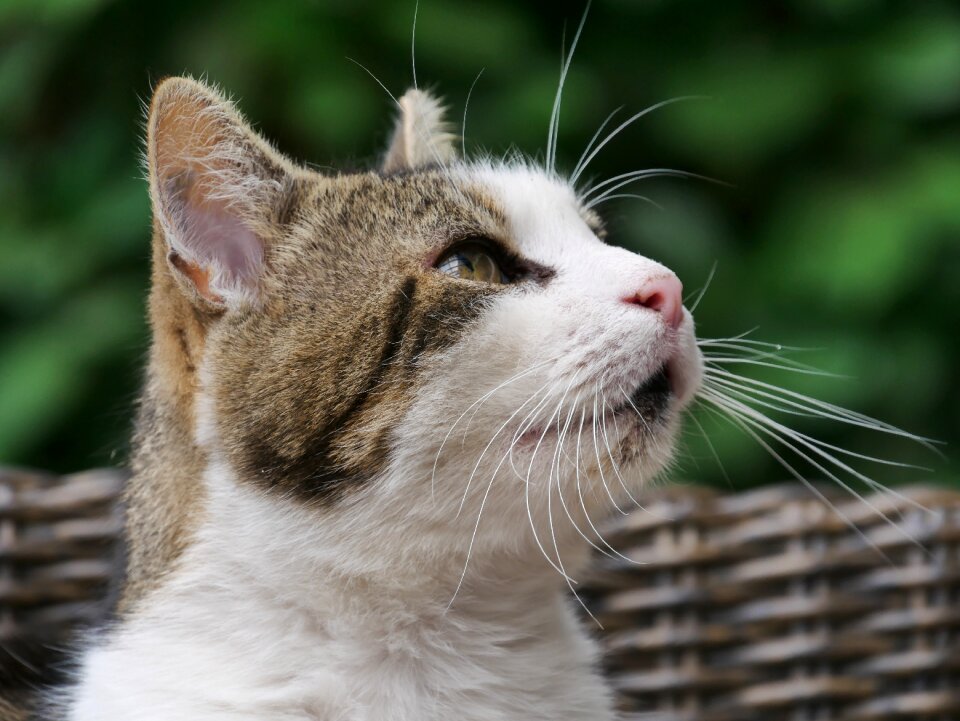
[382, 89, 458, 173]
[147, 76, 296, 309]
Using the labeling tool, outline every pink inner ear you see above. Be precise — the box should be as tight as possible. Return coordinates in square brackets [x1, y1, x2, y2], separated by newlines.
[181, 200, 264, 291]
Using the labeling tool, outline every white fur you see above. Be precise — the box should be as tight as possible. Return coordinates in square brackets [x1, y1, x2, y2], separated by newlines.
[66, 459, 613, 721]
[63, 165, 702, 720]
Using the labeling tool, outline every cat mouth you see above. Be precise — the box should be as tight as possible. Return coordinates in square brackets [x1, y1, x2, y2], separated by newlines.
[620, 364, 673, 424]
[515, 365, 673, 446]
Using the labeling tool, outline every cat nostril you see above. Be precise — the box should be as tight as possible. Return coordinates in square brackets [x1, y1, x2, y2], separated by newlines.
[625, 275, 684, 330]
[642, 291, 668, 312]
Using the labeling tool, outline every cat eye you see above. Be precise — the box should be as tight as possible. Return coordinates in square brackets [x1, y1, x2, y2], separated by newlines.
[434, 243, 508, 284]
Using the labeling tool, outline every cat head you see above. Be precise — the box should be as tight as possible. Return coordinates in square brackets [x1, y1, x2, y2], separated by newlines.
[145, 76, 702, 573]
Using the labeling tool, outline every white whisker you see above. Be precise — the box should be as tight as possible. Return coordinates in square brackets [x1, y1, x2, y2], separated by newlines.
[586, 193, 664, 211]
[577, 403, 642, 564]
[704, 355, 839, 377]
[447, 383, 557, 612]
[346, 56, 467, 202]
[507, 389, 557, 481]
[702, 341, 838, 375]
[591, 385, 627, 515]
[549, 383, 583, 556]
[687, 410, 732, 486]
[431, 355, 560, 502]
[446, 453, 501, 613]
[599, 391, 657, 514]
[620, 385, 665, 462]
[703, 377, 931, 471]
[570, 97, 706, 186]
[524, 372, 584, 583]
[554, 404, 622, 561]
[701, 388, 934, 520]
[697, 394, 896, 563]
[698, 336, 811, 351]
[582, 169, 712, 209]
[706, 393, 929, 554]
[703, 375, 830, 419]
[570, 106, 623, 183]
[540, 372, 603, 625]
[703, 366, 941, 451]
[461, 68, 485, 159]
[410, 0, 419, 90]
[685, 260, 717, 313]
[546, 2, 591, 175]
[457, 377, 558, 518]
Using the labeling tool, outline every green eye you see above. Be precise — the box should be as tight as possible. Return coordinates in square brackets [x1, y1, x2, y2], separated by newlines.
[435, 244, 507, 284]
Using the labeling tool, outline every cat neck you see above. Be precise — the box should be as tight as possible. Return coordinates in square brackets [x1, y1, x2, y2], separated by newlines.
[94, 458, 614, 721]
[178, 454, 593, 617]
[106, 428, 615, 720]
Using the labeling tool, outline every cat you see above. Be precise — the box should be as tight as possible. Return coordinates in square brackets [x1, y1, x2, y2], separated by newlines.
[24, 72, 703, 721]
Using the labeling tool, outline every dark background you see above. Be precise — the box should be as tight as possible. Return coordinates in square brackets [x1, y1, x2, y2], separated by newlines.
[2, 0, 957, 491]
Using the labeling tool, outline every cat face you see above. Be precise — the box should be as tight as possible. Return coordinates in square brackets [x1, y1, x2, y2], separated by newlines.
[147, 77, 702, 565]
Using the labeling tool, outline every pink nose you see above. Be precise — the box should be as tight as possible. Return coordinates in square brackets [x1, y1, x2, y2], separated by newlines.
[625, 275, 684, 330]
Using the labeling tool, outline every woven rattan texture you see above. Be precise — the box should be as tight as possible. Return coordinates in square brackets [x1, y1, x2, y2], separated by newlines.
[0, 467, 124, 687]
[2, 469, 959, 721]
[582, 483, 960, 721]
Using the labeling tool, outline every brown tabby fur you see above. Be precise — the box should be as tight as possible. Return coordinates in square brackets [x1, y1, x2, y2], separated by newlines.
[122, 78, 524, 610]
[0, 695, 28, 721]
[5, 77, 557, 721]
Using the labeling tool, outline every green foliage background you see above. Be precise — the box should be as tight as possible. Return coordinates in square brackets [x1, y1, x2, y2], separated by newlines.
[2, 0, 957, 489]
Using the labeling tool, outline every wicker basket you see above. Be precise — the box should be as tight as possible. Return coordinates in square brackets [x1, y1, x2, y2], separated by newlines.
[0, 467, 124, 689]
[582, 483, 960, 721]
[2, 467, 959, 720]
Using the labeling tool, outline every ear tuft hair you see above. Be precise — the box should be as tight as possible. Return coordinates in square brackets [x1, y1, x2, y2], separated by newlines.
[382, 89, 458, 173]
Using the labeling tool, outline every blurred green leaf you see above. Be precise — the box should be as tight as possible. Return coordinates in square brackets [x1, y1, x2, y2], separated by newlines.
[653, 51, 832, 170]
[0, 0, 954, 488]
[0, 0, 112, 25]
[861, 15, 960, 114]
[0, 280, 144, 460]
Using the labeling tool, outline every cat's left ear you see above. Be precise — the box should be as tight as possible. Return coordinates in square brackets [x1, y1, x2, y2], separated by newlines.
[146, 76, 298, 310]
[382, 89, 458, 173]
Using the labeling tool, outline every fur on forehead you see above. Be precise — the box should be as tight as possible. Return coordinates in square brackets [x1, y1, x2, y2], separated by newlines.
[145, 78, 469, 313]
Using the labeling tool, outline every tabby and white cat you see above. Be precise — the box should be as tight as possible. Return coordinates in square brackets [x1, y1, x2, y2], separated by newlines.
[32, 73, 701, 720]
